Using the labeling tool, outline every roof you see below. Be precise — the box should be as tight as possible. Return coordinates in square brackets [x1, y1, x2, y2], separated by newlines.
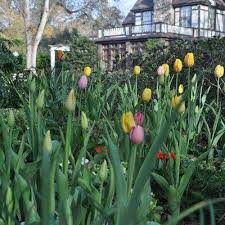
[131, 0, 154, 12]
[122, 12, 135, 25]
[123, 0, 154, 25]
[173, 0, 225, 9]
[122, 0, 225, 25]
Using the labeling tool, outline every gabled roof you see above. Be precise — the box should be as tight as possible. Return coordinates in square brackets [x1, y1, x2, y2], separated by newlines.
[131, 0, 154, 12]
[122, 12, 135, 25]
[173, 0, 225, 9]
[122, 0, 225, 25]
[123, 0, 153, 25]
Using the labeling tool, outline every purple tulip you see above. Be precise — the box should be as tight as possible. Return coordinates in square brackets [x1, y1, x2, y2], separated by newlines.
[78, 75, 88, 90]
[134, 112, 144, 126]
[129, 125, 144, 144]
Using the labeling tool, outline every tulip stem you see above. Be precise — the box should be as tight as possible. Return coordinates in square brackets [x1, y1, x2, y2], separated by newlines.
[135, 75, 138, 104]
[63, 112, 72, 176]
[127, 145, 137, 195]
[176, 73, 178, 95]
[217, 78, 220, 107]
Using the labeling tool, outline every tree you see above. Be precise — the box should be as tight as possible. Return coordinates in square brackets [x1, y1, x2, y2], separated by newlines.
[2, 0, 121, 71]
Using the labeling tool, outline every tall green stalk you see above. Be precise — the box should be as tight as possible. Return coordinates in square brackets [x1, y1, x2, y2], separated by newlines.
[63, 112, 72, 176]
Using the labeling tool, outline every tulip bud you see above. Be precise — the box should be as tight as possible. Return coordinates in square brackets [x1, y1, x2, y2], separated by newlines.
[8, 110, 15, 128]
[30, 79, 36, 93]
[191, 74, 197, 83]
[124, 83, 128, 94]
[178, 84, 184, 94]
[184, 53, 194, 68]
[81, 111, 88, 130]
[173, 59, 183, 73]
[214, 65, 224, 79]
[223, 84, 225, 93]
[171, 95, 185, 113]
[65, 89, 76, 112]
[162, 64, 170, 76]
[36, 90, 45, 109]
[99, 160, 108, 182]
[6, 187, 13, 214]
[158, 75, 165, 85]
[157, 66, 165, 76]
[133, 65, 141, 76]
[129, 125, 144, 144]
[83, 66, 92, 77]
[43, 130, 52, 153]
[142, 88, 152, 103]
[195, 106, 199, 114]
[134, 112, 144, 126]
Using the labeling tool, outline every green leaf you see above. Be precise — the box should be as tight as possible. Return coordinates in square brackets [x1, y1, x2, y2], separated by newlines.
[152, 173, 170, 193]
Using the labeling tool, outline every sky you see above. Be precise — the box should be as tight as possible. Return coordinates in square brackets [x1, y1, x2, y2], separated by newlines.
[110, 0, 136, 15]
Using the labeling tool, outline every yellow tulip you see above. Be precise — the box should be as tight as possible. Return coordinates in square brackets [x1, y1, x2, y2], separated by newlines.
[162, 64, 170, 76]
[83, 66, 92, 77]
[214, 65, 224, 79]
[184, 53, 194, 68]
[173, 59, 183, 73]
[171, 95, 185, 113]
[142, 88, 152, 103]
[121, 112, 136, 133]
[178, 84, 184, 94]
[133, 65, 141, 76]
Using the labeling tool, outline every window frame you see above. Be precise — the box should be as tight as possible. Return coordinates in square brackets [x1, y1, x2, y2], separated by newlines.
[180, 6, 192, 28]
[135, 11, 153, 26]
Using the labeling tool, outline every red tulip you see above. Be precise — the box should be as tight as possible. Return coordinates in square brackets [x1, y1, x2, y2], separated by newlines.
[156, 151, 169, 160]
[95, 146, 105, 154]
[170, 152, 176, 160]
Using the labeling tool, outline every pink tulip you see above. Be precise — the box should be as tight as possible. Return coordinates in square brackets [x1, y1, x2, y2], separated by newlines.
[78, 75, 88, 90]
[157, 66, 165, 76]
[129, 125, 144, 144]
[134, 112, 144, 126]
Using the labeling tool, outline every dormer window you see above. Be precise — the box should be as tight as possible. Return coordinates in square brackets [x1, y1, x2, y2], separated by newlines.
[135, 11, 153, 26]
[180, 6, 192, 27]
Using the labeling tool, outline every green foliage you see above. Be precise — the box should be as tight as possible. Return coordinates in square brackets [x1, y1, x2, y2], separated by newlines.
[39, 29, 97, 73]
[0, 38, 24, 73]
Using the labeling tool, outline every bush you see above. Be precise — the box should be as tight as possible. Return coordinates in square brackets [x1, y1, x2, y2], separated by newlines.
[0, 37, 24, 73]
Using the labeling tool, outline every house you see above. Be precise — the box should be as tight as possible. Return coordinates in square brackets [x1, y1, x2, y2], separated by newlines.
[95, 0, 225, 71]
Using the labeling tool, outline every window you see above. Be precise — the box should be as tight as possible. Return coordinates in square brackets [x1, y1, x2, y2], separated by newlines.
[143, 11, 152, 24]
[216, 11, 225, 32]
[209, 8, 215, 29]
[200, 7, 215, 29]
[135, 11, 152, 26]
[135, 13, 142, 25]
[180, 6, 192, 27]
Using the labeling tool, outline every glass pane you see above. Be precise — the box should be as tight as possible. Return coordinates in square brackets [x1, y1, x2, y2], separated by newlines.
[143, 11, 152, 24]
[209, 8, 215, 29]
[180, 6, 192, 27]
[200, 10, 208, 29]
[135, 14, 141, 25]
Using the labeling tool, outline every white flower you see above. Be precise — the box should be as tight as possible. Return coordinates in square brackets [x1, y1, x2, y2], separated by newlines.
[13, 51, 19, 57]
[81, 157, 89, 165]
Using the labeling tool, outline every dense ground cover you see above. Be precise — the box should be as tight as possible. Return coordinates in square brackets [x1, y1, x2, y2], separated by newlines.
[0, 46, 225, 224]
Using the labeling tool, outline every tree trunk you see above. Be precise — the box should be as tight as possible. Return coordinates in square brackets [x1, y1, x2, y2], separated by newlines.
[23, 0, 50, 71]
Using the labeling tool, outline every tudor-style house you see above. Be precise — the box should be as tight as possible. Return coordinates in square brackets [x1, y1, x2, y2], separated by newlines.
[95, 0, 225, 70]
